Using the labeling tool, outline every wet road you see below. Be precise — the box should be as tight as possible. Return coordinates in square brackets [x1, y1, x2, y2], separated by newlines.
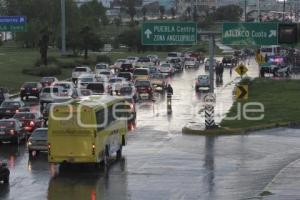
[1, 60, 300, 200]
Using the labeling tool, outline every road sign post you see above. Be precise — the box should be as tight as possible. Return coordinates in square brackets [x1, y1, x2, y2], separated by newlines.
[142, 22, 197, 45]
[223, 22, 278, 45]
[203, 93, 216, 129]
[236, 85, 248, 100]
[0, 16, 27, 32]
[235, 63, 248, 78]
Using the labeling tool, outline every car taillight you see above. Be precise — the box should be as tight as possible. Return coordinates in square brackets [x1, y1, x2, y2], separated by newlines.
[92, 144, 95, 155]
[15, 109, 19, 113]
[10, 129, 15, 135]
[29, 121, 35, 127]
[32, 88, 37, 91]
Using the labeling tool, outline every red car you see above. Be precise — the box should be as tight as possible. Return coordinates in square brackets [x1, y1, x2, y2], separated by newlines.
[13, 112, 43, 135]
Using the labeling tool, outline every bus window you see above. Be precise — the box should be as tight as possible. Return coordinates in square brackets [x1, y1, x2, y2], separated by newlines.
[96, 109, 106, 131]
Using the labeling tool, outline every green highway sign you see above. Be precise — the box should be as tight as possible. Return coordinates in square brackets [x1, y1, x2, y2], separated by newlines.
[142, 22, 197, 45]
[0, 16, 27, 32]
[223, 23, 278, 45]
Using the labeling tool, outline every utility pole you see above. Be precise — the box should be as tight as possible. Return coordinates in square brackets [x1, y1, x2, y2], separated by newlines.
[283, 0, 286, 22]
[244, 0, 247, 22]
[209, 34, 215, 93]
[61, 0, 66, 55]
[257, 0, 260, 22]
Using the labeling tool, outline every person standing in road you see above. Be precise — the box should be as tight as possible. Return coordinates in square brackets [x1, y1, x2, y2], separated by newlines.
[166, 84, 173, 96]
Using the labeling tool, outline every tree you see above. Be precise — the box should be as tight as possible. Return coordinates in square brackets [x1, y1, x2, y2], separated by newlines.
[214, 5, 243, 22]
[159, 6, 165, 20]
[38, 28, 50, 66]
[122, 0, 137, 23]
[80, 0, 108, 26]
[118, 28, 142, 51]
[186, 7, 192, 20]
[80, 26, 103, 59]
[192, 6, 198, 21]
[142, 6, 147, 21]
[170, 7, 176, 19]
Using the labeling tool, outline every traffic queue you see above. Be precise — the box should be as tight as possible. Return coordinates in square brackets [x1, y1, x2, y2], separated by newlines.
[0, 50, 211, 184]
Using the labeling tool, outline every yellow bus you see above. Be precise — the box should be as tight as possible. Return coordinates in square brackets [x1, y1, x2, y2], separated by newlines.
[48, 95, 128, 165]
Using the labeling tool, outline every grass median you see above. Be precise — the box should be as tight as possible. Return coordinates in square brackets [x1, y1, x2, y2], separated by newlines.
[184, 78, 300, 135]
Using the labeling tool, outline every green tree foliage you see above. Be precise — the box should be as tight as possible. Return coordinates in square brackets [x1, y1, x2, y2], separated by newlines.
[142, 6, 147, 21]
[122, 0, 137, 23]
[214, 5, 243, 22]
[118, 28, 142, 52]
[170, 7, 176, 19]
[1, 0, 106, 59]
[80, 26, 103, 59]
[159, 6, 165, 20]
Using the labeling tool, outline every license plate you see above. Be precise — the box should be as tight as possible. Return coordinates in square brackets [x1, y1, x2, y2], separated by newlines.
[6, 110, 10, 113]
[140, 94, 148, 99]
[0, 131, 5, 135]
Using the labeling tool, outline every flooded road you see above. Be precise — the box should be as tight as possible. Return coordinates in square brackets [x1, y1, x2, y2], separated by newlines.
[1, 60, 300, 200]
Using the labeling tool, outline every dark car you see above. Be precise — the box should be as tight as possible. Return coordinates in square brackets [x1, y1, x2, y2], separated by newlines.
[13, 112, 42, 135]
[0, 87, 9, 105]
[27, 128, 48, 156]
[40, 77, 58, 87]
[118, 72, 133, 82]
[0, 119, 26, 144]
[20, 82, 42, 100]
[222, 56, 234, 67]
[0, 161, 9, 183]
[120, 63, 134, 73]
[86, 82, 110, 95]
[0, 100, 25, 119]
[135, 80, 153, 100]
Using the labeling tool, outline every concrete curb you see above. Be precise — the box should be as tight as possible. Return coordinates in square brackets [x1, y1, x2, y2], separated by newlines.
[182, 121, 300, 136]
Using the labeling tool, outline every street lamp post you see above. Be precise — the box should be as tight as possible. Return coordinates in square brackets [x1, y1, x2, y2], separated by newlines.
[61, 0, 66, 55]
[283, 0, 286, 22]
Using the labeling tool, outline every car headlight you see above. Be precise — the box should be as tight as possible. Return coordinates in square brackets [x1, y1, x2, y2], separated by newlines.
[27, 141, 32, 146]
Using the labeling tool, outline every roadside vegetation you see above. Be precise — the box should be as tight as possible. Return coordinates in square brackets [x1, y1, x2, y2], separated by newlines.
[221, 78, 300, 129]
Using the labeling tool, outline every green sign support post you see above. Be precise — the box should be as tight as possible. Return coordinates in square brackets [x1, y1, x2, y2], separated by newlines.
[223, 22, 278, 45]
[142, 22, 197, 45]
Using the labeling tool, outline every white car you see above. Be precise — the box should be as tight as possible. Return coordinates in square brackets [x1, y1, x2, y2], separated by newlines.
[39, 86, 65, 105]
[72, 66, 92, 83]
[166, 52, 183, 62]
[147, 55, 160, 65]
[135, 57, 153, 68]
[108, 77, 127, 94]
[77, 74, 96, 89]
[185, 57, 198, 68]
[98, 70, 113, 80]
[52, 81, 77, 98]
[158, 63, 175, 75]
[95, 63, 109, 75]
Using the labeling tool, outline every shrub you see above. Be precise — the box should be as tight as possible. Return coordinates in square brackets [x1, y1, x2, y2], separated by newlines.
[34, 56, 57, 67]
[56, 59, 77, 69]
[96, 55, 111, 64]
[22, 64, 62, 76]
